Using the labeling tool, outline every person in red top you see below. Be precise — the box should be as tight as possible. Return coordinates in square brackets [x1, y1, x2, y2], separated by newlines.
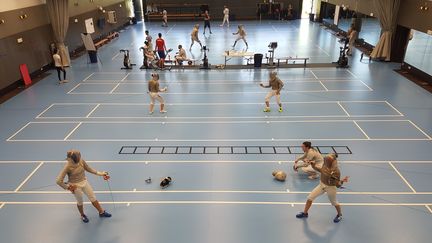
[155, 33, 167, 68]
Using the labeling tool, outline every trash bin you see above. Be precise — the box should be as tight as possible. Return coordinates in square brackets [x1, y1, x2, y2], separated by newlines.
[254, 53, 263, 68]
[309, 13, 315, 22]
[88, 50, 98, 63]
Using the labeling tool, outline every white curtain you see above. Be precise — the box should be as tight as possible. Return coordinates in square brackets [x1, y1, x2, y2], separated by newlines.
[46, 0, 70, 66]
[125, 0, 134, 18]
[370, 0, 401, 61]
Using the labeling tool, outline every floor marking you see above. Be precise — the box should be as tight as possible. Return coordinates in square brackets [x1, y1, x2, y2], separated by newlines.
[389, 162, 417, 193]
[67, 83, 82, 94]
[1, 160, 432, 164]
[345, 69, 359, 78]
[35, 115, 404, 119]
[353, 121, 370, 139]
[85, 104, 100, 118]
[319, 80, 329, 91]
[358, 79, 373, 91]
[309, 70, 319, 79]
[35, 104, 55, 118]
[407, 120, 432, 140]
[68, 90, 373, 95]
[6, 122, 32, 141]
[120, 73, 131, 83]
[384, 101, 404, 117]
[337, 102, 351, 117]
[314, 44, 331, 56]
[109, 83, 122, 94]
[47, 100, 394, 106]
[0, 203, 4, 210]
[9, 138, 432, 142]
[426, 205, 432, 214]
[2, 201, 432, 207]
[111, 52, 121, 60]
[63, 122, 82, 141]
[166, 24, 176, 34]
[1, 190, 431, 195]
[82, 73, 95, 82]
[14, 162, 44, 192]
[271, 25, 279, 32]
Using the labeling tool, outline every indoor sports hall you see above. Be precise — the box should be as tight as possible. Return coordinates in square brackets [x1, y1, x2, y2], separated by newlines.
[0, 1, 431, 243]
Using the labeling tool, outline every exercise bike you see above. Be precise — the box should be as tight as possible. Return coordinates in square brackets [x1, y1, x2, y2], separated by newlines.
[334, 38, 349, 68]
[200, 46, 210, 70]
[120, 49, 136, 70]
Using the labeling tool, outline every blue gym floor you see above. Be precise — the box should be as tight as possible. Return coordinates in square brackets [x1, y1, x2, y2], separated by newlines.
[0, 20, 432, 243]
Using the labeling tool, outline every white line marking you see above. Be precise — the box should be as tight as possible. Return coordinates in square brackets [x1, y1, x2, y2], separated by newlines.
[35, 115, 404, 119]
[120, 73, 130, 83]
[166, 24, 176, 34]
[314, 44, 331, 56]
[109, 83, 122, 94]
[2, 201, 432, 206]
[358, 79, 373, 91]
[319, 81, 329, 91]
[6, 122, 32, 141]
[426, 205, 432, 214]
[82, 73, 95, 82]
[309, 70, 318, 79]
[389, 162, 417, 193]
[337, 102, 351, 117]
[46, 100, 393, 106]
[353, 121, 370, 139]
[67, 83, 82, 94]
[111, 52, 121, 60]
[1, 160, 432, 164]
[0, 203, 5, 209]
[35, 104, 55, 118]
[1, 190, 430, 195]
[384, 101, 404, 116]
[345, 69, 358, 78]
[63, 122, 82, 141]
[14, 162, 44, 192]
[85, 104, 100, 118]
[407, 120, 432, 140]
[9, 138, 432, 142]
[68, 90, 373, 95]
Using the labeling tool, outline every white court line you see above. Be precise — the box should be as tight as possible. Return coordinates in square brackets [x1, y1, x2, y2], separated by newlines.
[109, 83, 122, 94]
[47, 100, 398, 105]
[389, 162, 417, 193]
[319, 81, 329, 91]
[68, 90, 372, 95]
[6, 122, 32, 141]
[0, 203, 4, 209]
[14, 162, 44, 192]
[271, 25, 279, 32]
[67, 83, 82, 94]
[82, 73, 95, 82]
[309, 70, 319, 79]
[337, 102, 351, 117]
[85, 104, 101, 118]
[35, 104, 55, 118]
[9, 138, 432, 142]
[1, 201, 431, 207]
[111, 52, 121, 60]
[384, 101, 404, 116]
[166, 24, 176, 34]
[353, 121, 370, 139]
[1, 190, 430, 195]
[1, 160, 432, 164]
[426, 205, 432, 214]
[314, 44, 331, 57]
[63, 122, 82, 141]
[120, 73, 130, 83]
[345, 69, 359, 79]
[358, 79, 373, 91]
[407, 120, 432, 140]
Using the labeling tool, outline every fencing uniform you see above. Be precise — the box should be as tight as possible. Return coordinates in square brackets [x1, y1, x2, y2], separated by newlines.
[233, 26, 248, 48]
[295, 148, 324, 178]
[148, 79, 165, 105]
[190, 26, 202, 50]
[221, 7, 229, 26]
[56, 159, 104, 206]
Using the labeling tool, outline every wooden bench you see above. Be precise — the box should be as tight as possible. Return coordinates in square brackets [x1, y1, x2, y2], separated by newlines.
[276, 57, 309, 67]
[94, 32, 119, 49]
[94, 39, 109, 49]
